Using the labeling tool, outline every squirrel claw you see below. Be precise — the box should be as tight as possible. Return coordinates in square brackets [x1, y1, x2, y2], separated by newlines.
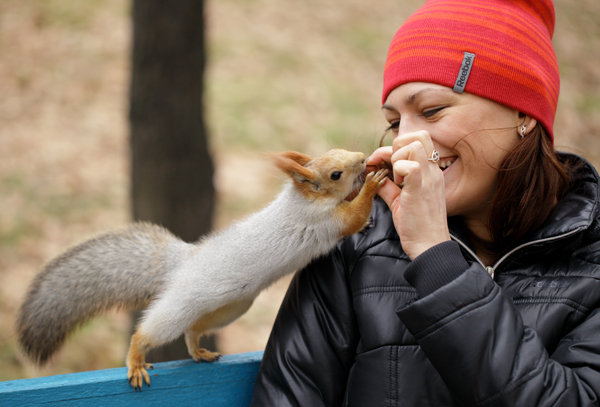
[192, 348, 222, 363]
[127, 363, 153, 391]
[371, 168, 388, 185]
[363, 169, 389, 194]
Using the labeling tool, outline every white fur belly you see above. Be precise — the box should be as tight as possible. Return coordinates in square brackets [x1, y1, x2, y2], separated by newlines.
[141, 186, 344, 343]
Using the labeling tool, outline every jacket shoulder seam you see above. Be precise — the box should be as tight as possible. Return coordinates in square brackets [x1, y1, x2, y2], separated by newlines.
[344, 237, 404, 276]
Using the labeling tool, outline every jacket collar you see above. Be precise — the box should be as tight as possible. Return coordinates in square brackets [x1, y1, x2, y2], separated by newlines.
[527, 153, 599, 242]
[450, 153, 600, 272]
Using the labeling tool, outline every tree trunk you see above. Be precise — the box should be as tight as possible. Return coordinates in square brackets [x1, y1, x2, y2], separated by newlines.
[129, 0, 216, 362]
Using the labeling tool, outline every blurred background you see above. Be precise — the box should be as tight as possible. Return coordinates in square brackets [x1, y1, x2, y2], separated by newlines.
[0, 0, 598, 380]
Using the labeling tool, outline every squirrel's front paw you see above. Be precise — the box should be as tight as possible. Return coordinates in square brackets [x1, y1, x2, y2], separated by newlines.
[127, 363, 154, 391]
[191, 348, 222, 363]
[364, 169, 388, 194]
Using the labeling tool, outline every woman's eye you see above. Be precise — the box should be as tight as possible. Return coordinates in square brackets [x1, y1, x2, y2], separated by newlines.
[385, 121, 399, 132]
[421, 106, 447, 118]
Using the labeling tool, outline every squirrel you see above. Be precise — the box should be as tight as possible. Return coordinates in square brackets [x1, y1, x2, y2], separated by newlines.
[16, 149, 388, 390]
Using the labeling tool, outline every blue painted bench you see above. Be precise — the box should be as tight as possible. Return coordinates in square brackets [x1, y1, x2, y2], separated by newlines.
[0, 350, 263, 406]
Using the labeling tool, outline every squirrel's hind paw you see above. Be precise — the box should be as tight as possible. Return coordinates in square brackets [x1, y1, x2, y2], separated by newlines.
[191, 348, 222, 363]
[127, 363, 153, 391]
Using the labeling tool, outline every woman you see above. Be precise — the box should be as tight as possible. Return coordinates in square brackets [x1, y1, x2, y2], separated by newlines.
[252, 0, 600, 405]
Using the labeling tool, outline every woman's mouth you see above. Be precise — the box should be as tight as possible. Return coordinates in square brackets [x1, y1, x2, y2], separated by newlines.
[438, 157, 457, 172]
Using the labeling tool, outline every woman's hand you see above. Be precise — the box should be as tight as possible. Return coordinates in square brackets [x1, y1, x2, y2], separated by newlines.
[367, 130, 451, 260]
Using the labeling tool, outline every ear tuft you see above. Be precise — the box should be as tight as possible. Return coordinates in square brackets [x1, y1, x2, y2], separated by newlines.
[266, 151, 316, 183]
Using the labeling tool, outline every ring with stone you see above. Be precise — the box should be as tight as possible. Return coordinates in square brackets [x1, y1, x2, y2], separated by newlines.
[427, 149, 440, 163]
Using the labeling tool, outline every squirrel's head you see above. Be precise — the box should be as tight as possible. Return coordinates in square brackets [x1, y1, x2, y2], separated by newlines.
[268, 149, 367, 201]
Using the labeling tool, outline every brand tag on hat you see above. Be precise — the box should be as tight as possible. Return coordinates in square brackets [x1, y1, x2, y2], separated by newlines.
[453, 52, 476, 93]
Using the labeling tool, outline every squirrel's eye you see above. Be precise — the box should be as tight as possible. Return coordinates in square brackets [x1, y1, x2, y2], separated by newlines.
[331, 171, 342, 181]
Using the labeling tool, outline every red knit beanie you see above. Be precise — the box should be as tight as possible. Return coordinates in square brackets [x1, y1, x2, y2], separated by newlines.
[383, 0, 559, 142]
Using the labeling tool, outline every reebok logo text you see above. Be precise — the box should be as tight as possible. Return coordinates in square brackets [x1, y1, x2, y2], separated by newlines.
[453, 52, 476, 93]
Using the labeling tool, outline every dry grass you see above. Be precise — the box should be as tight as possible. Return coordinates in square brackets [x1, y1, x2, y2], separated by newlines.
[0, 0, 598, 381]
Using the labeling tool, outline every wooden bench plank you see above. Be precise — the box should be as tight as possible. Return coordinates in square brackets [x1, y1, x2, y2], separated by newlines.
[0, 351, 263, 406]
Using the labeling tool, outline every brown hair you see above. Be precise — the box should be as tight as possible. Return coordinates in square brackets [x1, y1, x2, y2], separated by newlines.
[486, 124, 575, 254]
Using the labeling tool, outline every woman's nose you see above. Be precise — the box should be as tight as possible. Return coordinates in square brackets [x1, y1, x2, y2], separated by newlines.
[398, 116, 420, 136]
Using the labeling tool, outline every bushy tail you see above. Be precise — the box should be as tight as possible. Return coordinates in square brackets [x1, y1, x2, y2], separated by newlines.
[16, 222, 189, 365]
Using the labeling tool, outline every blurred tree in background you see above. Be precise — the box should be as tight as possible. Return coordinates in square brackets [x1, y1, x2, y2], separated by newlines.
[129, 0, 216, 362]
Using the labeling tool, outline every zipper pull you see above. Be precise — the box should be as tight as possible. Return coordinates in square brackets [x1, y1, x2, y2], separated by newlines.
[486, 266, 494, 279]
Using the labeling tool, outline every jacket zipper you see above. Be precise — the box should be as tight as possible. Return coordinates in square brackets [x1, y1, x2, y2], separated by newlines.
[449, 227, 584, 280]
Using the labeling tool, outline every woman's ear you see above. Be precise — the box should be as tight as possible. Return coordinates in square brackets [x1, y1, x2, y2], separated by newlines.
[523, 117, 538, 136]
[518, 112, 538, 136]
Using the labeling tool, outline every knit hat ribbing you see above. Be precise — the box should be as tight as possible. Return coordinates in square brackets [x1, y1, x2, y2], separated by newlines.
[383, 0, 559, 142]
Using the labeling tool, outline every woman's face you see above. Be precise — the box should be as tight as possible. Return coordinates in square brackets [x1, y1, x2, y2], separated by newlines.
[382, 82, 523, 222]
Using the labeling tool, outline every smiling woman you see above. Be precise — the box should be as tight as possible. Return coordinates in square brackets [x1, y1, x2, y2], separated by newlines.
[375, 82, 574, 260]
[378, 83, 536, 256]
[252, 0, 600, 406]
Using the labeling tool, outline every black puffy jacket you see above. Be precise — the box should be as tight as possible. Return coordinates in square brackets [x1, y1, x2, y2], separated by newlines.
[251, 154, 600, 407]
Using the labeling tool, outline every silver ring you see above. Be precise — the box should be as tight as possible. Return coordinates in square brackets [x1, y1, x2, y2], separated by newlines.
[427, 149, 440, 163]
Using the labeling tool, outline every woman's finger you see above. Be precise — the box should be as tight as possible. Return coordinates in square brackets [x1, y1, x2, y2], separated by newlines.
[366, 147, 394, 176]
[375, 178, 401, 209]
[392, 158, 422, 188]
[366, 147, 393, 167]
[392, 131, 440, 175]
[392, 130, 434, 157]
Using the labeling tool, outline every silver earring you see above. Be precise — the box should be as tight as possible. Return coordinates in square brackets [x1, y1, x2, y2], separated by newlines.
[519, 124, 527, 139]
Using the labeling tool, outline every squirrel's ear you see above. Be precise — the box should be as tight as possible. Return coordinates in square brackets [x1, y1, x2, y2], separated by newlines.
[266, 151, 316, 184]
